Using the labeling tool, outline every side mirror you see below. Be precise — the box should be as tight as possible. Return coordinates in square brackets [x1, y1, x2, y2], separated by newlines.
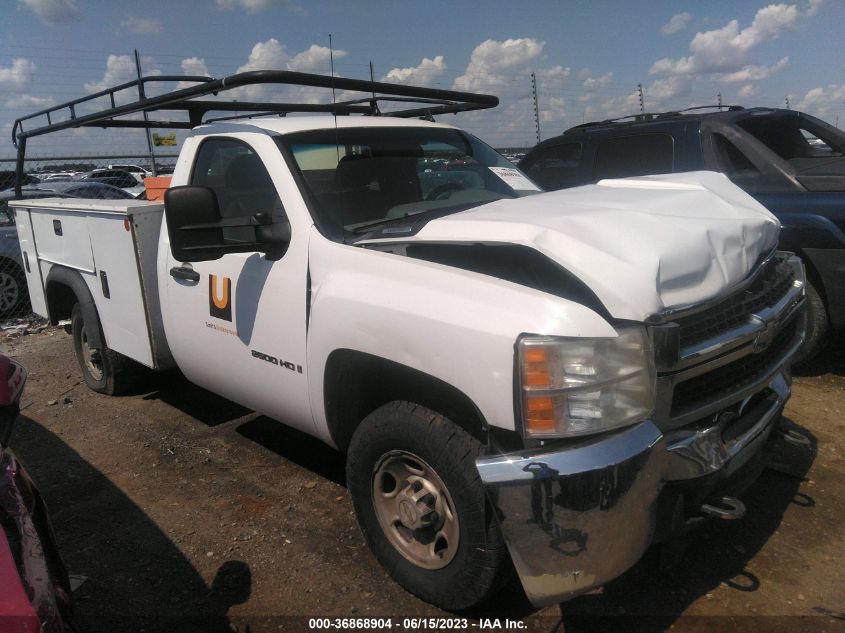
[255, 215, 292, 261]
[164, 186, 225, 262]
[164, 186, 292, 262]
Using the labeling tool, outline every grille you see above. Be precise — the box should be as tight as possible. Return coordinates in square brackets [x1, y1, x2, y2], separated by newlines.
[675, 257, 795, 349]
[670, 316, 797, 418]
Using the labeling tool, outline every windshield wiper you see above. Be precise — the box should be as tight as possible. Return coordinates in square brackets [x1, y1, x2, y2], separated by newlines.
[350, 198, 506, 238]
[351, 210, 430, 234]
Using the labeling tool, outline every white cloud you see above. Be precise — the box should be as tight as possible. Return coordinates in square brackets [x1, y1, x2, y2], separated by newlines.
[181, 57, 211, 77]
[646, 76, 693, 106]
[288, 45, 338, 73]
[18, 0, 78, 24]
[85, 55, 138, 93]
[215, 0, 304, 15]
[121, 16, 162, 34]
[578, 71, 614, 102]
[237, 38, 289, 73]
[596, 76, 692, 117]
[599, 91, 641, 118]
[176, 57, 211, 90]
[0, 58, 37, 90]
[450, 38, 572, 145]
[582, 71, 613, 92]
[537, 65, 570, 82]
[661, 12, 692, 35]
[796, 83, 845, 116]
[5, 94, 55, 108]
[230, 39, 347, 101]
[382, 56, 446, 86]
[719, 56, 789, 82]
[737, 84, 758, 100]
[805, 0, 824, 16]
[453, 38, 545, 93]
[650, 3, 805, 81]
[84, 54, 162, 107]
[236, 39, 344, 74]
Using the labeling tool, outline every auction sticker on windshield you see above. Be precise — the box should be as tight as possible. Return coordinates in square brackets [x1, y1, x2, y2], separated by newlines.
[488, 167, 541, 191]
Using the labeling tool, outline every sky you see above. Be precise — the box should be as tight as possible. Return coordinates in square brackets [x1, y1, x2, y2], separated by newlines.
[1, 0, 844, 163]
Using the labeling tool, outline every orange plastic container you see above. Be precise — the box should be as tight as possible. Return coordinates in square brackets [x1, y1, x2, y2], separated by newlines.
[144, 176, 172, 201]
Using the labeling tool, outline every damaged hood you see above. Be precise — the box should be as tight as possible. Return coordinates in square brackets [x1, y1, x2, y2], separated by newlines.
[399, 171, 780, 321]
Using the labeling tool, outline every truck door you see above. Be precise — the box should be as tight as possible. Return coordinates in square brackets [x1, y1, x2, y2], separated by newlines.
[163, 135, 314, 434]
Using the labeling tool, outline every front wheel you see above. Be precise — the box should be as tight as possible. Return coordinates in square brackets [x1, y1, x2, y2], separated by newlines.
[793, 280, 828, 369]
[346, 401, 508, 611]
[71, 303, 140, 395]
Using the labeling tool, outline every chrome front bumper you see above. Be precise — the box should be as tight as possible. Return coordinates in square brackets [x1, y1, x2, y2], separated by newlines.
[476, 370, 792, 607]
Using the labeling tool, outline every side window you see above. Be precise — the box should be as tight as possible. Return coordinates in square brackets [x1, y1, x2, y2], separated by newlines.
[521, 142, 582, 190]
[190, 138, 283, 246]
[712, 133, 760, 177]
[592, 134, 674, 181]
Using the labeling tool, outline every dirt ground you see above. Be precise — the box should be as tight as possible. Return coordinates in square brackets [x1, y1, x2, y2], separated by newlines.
[1, 326, 843, 633]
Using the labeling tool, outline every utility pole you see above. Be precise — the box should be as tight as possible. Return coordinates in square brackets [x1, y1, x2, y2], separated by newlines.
[637, 83, 645, 114]
[369, 60, 376, 103]
[134, 49, 157, 176]
[531, 72, 540, 143]
[717, 92, 722, 111]
[785, 95, 790, 110]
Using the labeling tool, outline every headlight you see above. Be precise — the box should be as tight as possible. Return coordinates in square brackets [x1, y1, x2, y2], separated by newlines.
[518, 326, 656, 438]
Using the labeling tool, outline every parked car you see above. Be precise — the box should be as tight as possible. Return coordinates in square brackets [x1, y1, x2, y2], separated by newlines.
[0, 172, 38, 191]
[0, 208, 29, 318]
[519, 106, 845, 363]
[107, 164, 151, 181]
[1, 181, 135, 201]
[0, 355, 75, 632]
[40, 173, 80, 182]
[81, 169, 145, 197]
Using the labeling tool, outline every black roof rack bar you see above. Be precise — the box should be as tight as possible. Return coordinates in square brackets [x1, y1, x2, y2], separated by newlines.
[83, 101, 376, 129]
[12, 74, 214, 144]
[676, 104, 744, 113]
[570, 104, 748, 131]
[12, 70, 498, 148]
[11, 69, 498, 196]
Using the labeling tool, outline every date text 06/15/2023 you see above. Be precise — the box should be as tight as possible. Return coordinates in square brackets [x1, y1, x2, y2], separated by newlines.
[307, 618, 528, 630]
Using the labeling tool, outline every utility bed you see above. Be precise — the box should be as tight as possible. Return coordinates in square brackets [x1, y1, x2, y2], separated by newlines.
[12, 198, 170, 368]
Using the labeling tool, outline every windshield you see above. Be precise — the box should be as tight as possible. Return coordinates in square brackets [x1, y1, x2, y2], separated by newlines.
[278, 127, 539, 234]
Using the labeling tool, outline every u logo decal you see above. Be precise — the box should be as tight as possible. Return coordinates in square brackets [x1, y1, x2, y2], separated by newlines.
[209, 274, 232, 321]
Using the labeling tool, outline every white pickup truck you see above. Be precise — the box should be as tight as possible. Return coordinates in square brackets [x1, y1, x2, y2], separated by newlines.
[10, 72, 806, 609]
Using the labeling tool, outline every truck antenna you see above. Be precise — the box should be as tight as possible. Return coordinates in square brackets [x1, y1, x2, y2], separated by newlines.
[329, 34, 337, 107]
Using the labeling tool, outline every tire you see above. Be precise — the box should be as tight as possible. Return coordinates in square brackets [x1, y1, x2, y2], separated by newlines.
[0, 262, 27, 318]
[793, 280, 828, 368]
[346, 401, 508, 611]
[71, 303, 140, 395]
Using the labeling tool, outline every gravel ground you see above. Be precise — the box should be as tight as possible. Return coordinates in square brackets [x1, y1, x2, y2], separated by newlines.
[1, 326, 843, 633]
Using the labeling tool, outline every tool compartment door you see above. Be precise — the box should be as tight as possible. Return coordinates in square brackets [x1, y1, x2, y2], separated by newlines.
[85, 213, 155, 367]
[10, 206, 48, 318]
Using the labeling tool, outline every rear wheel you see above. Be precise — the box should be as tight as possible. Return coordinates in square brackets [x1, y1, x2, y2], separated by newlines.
[71, 303, 140, 395]
[346, 401, 508, 611]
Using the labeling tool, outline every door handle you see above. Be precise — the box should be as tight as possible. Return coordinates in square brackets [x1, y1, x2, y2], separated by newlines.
[170, 266, 200, 283]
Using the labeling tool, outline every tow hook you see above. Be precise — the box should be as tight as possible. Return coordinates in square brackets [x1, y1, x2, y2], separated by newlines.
[701, 496, 746, 520]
